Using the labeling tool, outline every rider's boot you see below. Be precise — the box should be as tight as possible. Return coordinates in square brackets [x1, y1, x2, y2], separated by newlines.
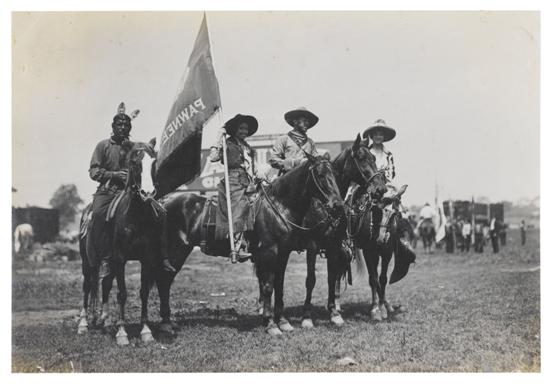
[235, 232, 252, 262]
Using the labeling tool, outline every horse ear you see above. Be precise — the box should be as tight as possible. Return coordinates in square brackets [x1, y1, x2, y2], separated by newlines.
[322, 151, 331, 161]
[149, 137, 156, 150]
[352, 133, 361, 154]
[364, 135, 371, 147]
[304, 151, 316, 162]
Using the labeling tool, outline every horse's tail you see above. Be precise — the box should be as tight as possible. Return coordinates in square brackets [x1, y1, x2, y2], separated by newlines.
[353, 247, 367, 280]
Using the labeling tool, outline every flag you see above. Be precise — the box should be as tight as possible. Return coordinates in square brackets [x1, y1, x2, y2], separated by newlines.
[155, 14, 221, 197]
[435, 198, 447, 243]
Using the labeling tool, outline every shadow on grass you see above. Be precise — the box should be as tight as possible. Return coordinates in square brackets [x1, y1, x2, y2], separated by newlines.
[149, 300, 408, 342]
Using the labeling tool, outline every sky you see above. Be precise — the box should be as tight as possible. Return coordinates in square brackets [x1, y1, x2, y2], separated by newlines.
[11, 11, 540, 208]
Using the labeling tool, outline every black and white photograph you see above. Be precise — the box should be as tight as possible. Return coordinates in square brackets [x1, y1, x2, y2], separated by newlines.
[6, 2, 544, 376]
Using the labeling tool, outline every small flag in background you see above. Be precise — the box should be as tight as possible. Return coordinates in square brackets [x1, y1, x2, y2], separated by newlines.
[435, 198, 447, 243]
[156, 14, 221, 197]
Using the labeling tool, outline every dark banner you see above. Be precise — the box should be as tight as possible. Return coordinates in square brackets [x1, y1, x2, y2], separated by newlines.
[156, 15, 221, 196]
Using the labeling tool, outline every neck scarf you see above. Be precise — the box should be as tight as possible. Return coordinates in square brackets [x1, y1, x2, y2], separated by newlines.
[288, 129, 308, 147]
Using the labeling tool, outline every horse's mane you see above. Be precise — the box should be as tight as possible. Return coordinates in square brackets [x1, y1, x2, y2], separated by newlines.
[269, 157, 317, 198]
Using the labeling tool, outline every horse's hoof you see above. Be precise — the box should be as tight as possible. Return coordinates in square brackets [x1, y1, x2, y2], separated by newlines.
[379, 305, 388, 320]
[301, 318, 314, 329]
[370, 308, 383, 322]
[278, 319, 294, 332]
[116, 327, 130, 346]
[141, 324, 155, 343]
[392, 305, 406, 315]
[77, 318, 88, 334]
[266, 321, 282, 336]
[258, 307, 264, 316]
[267, 326, 283, 336]
[158, 322, 175, 335]
[331, 314, 345, 327]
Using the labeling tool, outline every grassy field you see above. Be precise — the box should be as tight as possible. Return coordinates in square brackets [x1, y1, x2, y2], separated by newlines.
[12, 229, 540, 372]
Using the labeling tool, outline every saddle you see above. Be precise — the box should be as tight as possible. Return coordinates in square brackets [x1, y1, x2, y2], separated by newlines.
[199, 197, 230, 257]
[106, 192, 125, 221]
[106, 191, 166, 222]
[80, 208, 92, 239]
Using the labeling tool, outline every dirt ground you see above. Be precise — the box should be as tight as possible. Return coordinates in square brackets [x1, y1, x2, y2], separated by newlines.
[12, 229, 540, 372]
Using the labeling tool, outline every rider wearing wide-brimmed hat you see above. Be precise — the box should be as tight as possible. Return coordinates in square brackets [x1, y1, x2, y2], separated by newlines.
[268, 107, 319, 173]
[362, 118, 415, 281]
[362, 119, 397, 188]
[210, 114, 258, 261]
[87, 103, 175, 278]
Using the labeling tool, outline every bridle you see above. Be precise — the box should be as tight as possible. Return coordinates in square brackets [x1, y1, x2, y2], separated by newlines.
[346, 147, 385, 188]
[259, 158, 344, 232]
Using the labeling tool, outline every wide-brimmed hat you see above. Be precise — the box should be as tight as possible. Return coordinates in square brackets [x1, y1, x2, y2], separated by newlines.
[284, 107, 319, 128]
[224, 114, 258, 137]
[362, 119, 396, 142]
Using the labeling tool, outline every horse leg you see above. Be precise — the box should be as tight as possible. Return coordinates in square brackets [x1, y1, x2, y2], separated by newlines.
[261, 272, 279, 336]
[157, 273, 177, 334]
[255, 246, 280, 336]
[78, 268, 92, 334]
[98, 270, 115, 328]
[302, 247, 317, 329]
[139, 265, 154, 343]
[364, 246, 382, 322]
[115, 263, 129, 346]
[274, 251, 293, 332]
[327, 247, 345, 326]
[257, 278, 264, 316]
[379, 250, 393, 319]
[335, 279, 342, 312]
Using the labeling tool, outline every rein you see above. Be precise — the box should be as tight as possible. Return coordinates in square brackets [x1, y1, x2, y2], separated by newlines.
[258, 162, 342, 232]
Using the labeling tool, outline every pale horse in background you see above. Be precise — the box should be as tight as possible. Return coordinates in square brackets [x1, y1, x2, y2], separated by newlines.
[14, 223, 34, 254]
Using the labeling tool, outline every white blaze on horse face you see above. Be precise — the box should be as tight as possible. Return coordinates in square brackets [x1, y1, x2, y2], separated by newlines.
[141, 155, 155, 193]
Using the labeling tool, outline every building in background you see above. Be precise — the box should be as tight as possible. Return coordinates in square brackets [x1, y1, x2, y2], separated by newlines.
[180, 134, 353, 195]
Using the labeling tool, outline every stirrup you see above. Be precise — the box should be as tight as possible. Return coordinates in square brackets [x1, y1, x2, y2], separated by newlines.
[237, 250, 252, 263]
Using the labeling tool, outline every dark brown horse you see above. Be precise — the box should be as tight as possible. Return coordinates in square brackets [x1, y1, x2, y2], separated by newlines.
[252, 153, 347, 335]
[350, 190, 416, 321]
[298, 135, 387, 328]
[78, 139, 168, 345]
[155, 153, 345, 335]
[419, 218, 436, 253]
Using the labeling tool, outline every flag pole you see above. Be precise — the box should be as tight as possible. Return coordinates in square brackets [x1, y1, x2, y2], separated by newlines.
[471, 196, 476, 247]
[204, 13, 238, 263]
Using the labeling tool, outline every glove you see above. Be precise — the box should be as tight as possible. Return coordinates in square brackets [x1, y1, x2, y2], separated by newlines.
[282, 159, 296, 172]
[107, 170, 128, 183]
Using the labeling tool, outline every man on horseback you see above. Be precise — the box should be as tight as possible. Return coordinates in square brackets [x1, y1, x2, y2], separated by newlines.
[87, 103, 174, 278]
[418, 202, 437, 228]
[268, 107, 319, 173]
[209, 114, 259, 262]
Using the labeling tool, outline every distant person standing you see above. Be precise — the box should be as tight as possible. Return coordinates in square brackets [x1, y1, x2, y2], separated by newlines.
[499, 223, 507, 246]
[445, 218, 454, 253]
[489, 216, 500, 253]
[520, 220, 527, 245]
[462, 220, 472, 252]
[474, 223, 484, 253]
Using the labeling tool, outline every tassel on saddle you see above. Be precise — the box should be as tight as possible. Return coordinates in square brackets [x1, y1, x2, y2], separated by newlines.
[200, 197, 219, 256]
